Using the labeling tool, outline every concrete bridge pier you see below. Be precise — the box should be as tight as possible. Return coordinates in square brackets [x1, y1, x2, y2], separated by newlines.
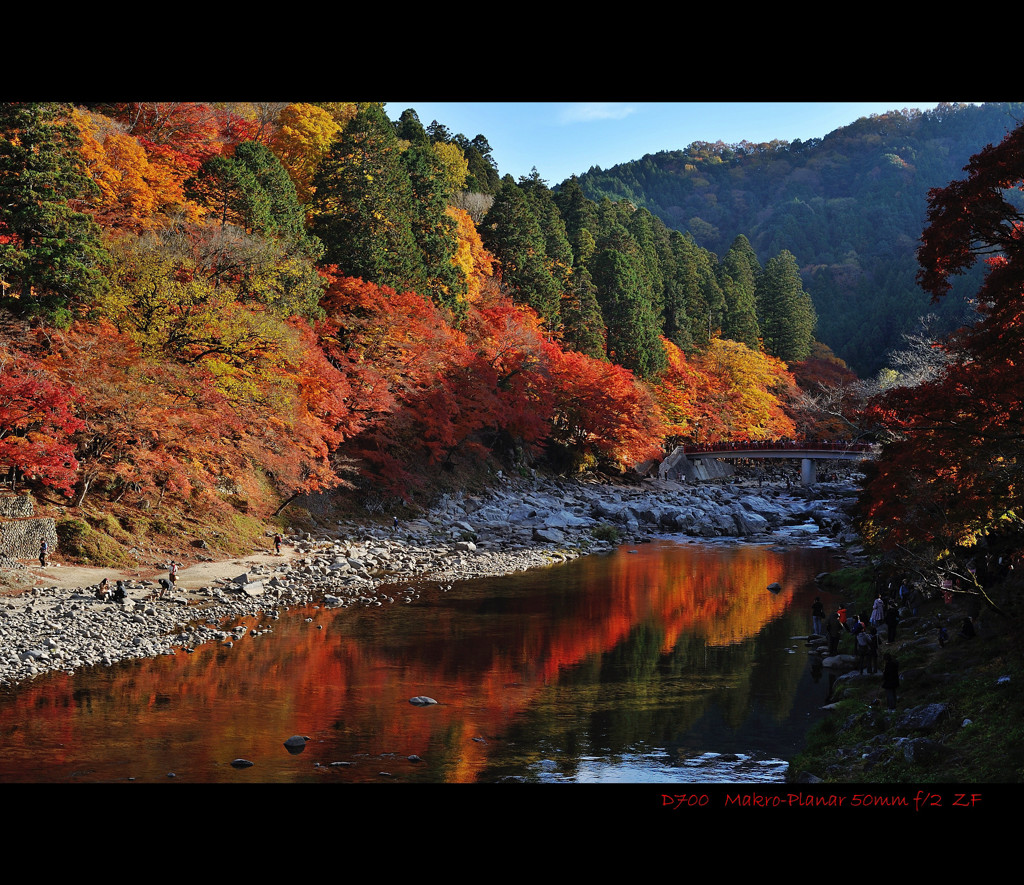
[801, 458, 816, 485]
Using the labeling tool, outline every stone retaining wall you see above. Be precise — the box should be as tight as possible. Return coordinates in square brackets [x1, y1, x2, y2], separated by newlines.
[0, 493, 58, 560]
[0, 494, 35, 519]
[0, 517, 57, 560]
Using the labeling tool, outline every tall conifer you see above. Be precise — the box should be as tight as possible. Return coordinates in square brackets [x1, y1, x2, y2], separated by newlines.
[0, 101, 108, 323]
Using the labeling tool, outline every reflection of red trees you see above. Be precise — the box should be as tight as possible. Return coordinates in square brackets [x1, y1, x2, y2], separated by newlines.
[0, 545, 829, 782]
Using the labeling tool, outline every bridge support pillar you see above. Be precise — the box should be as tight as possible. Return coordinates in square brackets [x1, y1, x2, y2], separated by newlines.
[801, 458, 816, 485]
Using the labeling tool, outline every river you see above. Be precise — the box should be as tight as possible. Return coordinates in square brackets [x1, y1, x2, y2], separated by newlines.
[0, 533, 841, 783]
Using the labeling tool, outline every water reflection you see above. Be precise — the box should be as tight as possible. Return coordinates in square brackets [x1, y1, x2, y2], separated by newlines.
[0, 539, 839, 783]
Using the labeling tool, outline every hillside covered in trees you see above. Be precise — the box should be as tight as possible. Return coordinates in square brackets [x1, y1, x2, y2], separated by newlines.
[573, 102, 1024, 376]
[0, 99, 852, 556]
[24, 98, 1024, 573]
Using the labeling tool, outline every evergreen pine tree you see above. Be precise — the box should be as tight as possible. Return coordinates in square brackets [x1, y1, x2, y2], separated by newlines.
[310, 103, 426, 294]
[401, 142, 467, 317]
[0, 101, 108, 323]
[590, 248, 666, 378]
[559, 263, 606, 359]
[719, 234, 761, 349]
[480, 175, 562, 326]
[757, 249, 816, 362]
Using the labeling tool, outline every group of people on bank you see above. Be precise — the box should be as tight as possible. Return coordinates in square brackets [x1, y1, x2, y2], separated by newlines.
[812, 592, 902, 709]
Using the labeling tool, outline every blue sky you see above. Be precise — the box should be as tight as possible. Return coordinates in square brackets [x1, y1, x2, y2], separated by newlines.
[385, 101, 944, 186]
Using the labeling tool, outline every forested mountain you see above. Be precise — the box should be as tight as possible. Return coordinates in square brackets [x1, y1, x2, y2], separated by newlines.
[571, 102, 1024, 376]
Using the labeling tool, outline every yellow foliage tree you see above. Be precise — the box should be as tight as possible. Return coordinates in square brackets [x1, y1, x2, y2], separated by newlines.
[698, 338, 798, 440]
[270, 103, 342, 203]
[447, 207, 494, 303]
[431, 140, 469, 197]
[99, 233, 292, 406]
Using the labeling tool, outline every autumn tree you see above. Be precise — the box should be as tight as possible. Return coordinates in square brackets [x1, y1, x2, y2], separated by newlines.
[71, 107, 186, 231]
[653, 338, 796, 445]
[860, 121, 1024, 553]
[787, 342, 864, 439]
[448, 206, 495, 303]
[90, 102, 224, 178]
[270, 103, 342, 203]
[98, 231, 300, 407]
[546, 348, 664, 471]
[0, 341, 82, 494]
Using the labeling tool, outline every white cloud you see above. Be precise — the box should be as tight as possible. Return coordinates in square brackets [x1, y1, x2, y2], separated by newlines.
[559, 103, 638, 124]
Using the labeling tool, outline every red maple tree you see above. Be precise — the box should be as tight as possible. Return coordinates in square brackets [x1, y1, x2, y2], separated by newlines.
[0, 344, 83, 494]
[860, 121, 1024, 551]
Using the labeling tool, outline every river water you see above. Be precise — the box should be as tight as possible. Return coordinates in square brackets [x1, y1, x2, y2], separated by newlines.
[0, 533, 841, 784]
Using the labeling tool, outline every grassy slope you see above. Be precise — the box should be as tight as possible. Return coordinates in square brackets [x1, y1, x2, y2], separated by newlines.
[789, 567, 1024, 783]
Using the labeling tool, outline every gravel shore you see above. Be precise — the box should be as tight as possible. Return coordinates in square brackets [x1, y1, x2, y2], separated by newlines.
[0, 472, 862, 686]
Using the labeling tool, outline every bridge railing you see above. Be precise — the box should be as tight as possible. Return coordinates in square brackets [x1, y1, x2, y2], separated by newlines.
[681, 439, 875, 456]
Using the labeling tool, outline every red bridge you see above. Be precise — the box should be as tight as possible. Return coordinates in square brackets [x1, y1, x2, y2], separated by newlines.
[681, 439, 877, 484]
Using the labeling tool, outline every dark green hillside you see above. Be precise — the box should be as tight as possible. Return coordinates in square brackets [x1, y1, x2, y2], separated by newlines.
[571, 102, 1024, 376]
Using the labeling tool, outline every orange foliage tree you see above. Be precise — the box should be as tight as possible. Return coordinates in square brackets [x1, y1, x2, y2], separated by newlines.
[71, 107, 188, 231]
[448, 206, 495, 303]
[37, 316, 349, 513]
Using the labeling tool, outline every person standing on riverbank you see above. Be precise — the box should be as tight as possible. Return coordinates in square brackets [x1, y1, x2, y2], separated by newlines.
[870, 593, 885, 627]
[812, 596, 824, 635]
[274, 533, 282, 555]
[169, 561, 178, 591]
[38, 539, 48, 567]
[884, 602, 900, 643]
[826, 610, 843, 656]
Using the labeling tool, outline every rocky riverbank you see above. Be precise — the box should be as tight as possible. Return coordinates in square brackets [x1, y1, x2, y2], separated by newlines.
[0, 471, 864, 687]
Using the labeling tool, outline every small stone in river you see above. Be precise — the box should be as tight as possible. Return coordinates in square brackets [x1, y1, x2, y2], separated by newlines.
[230, 758, 255, 768]
[284, 735, 311, 754]
[409, 696, 438, 706]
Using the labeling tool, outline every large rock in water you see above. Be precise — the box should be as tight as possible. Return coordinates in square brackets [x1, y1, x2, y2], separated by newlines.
[732, 509, 771, 535]
[543, 509, 589, 529]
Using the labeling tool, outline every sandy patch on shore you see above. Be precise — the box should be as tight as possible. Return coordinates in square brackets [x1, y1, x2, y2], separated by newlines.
[0, 546, 303, 597]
